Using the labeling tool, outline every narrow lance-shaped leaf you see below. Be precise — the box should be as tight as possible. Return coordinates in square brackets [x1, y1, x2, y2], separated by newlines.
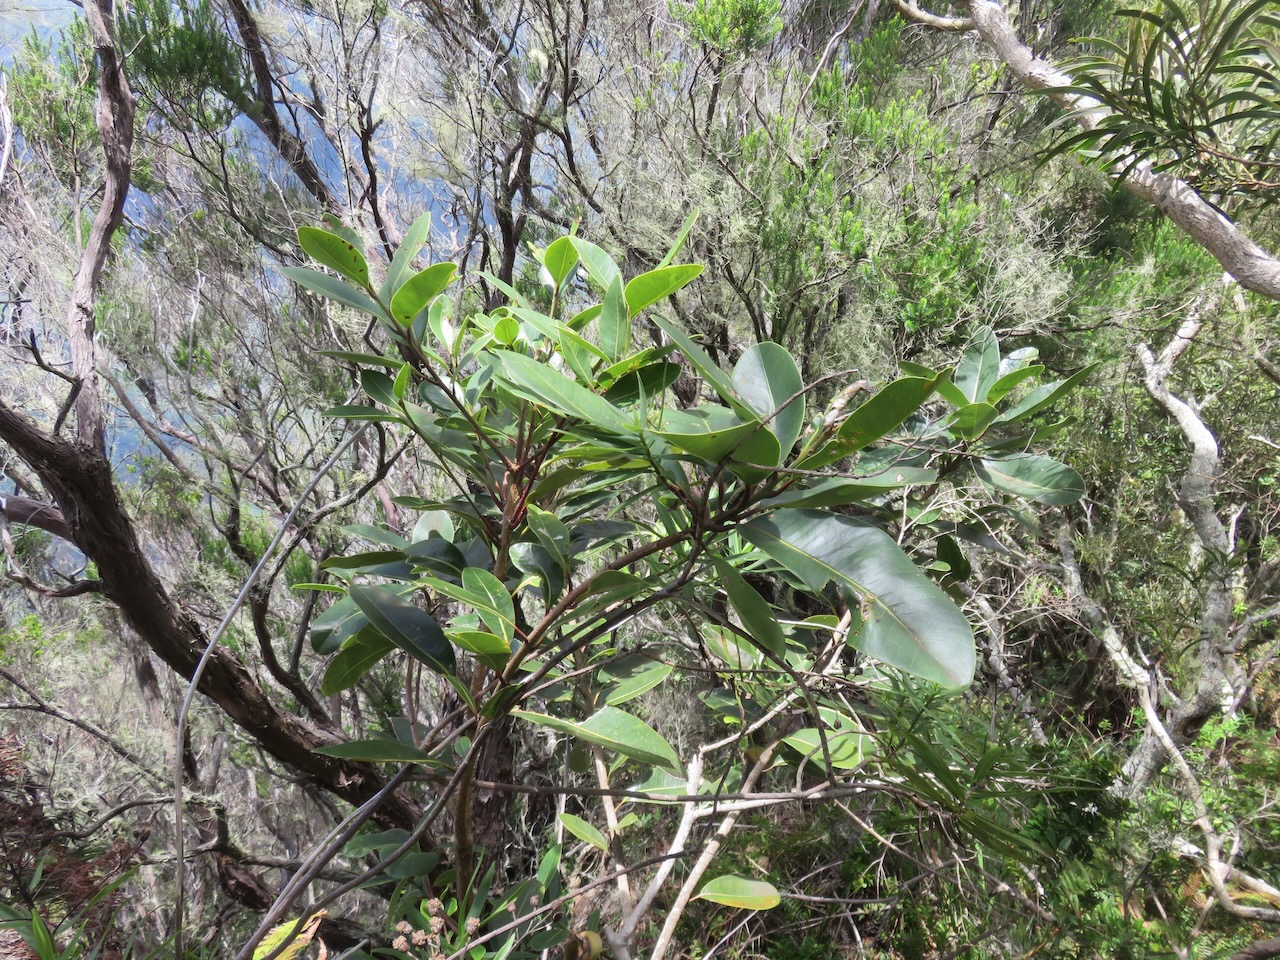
[713, 558, 785, 658]
[600, 273, 630, 361]
[798, 374, 941, 470]
[624, 263, 703, 314]
[651, 314, 756, 420]
[380, 211, 432, 301]
[281, 266, 386, 320]
[313, 740, 438, 763]
[558, 813, 609, 852]
[996, 362, 1100, 423]
[461, 567, 516, 643]
[742, 510, 975, 687]
[568, 237, 621, 290]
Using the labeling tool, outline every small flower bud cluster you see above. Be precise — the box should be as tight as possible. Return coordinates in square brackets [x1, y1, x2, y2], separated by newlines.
[387, 895, 483, 958]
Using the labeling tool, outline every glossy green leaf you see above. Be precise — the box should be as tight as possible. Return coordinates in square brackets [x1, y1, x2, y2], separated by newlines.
[652, 316, 755, 417]
[996, 362, 1099, 423]
[899, 360, 938, 378]
[323, 404, 401, 422]
[602, 362, 681, 406]
[657, 209, 699, 268]
[543, 236, 579, 290]
[389, 263, 458, 327]
[602, 660, 674, 706]
[319, 349, 401, 369]
[742, 510, 974, 687]
[311, 597, 366, 654]
[568, 237, 621, 290]
[281, 266, 385, 318]
[495, 351, 631, 431]
[30, 910, 56, 960]
[762, 468, 936, 508]
[997, 346, 1039, 377]
[380, 211, 432, 301]
[799, 374, 941, 469]
[657, 406, 780, 467]
[624, 264, 703, 315]
[948, 402, 998, 440]
[732, 342, 805, 455]
[600, 273, 630, 361]
[462, 567, 516, 643]
[298, 226, 370, 288]
[360, 369, 397, 406]
[350, 584, 455, 674]
[510, 541, 566, 602]
[783, 727, 871, 770]
[560, 331, 600, 384]
[935, 377, 968, 408]
[694, 876, 781, 910]
[512, 706, 682, 774]
[525, 504, 572, 572]
[703, 624, 763, 671]
[986, 364, 1045, 404]
[981, 417, 1073, 453]
[953, 326, 1000, 403]
[493, 314, 520, 345]
[321, 627, 395, 695]
[313, 739, 437, 763]
[974, 455, 1085, 505]
[321, 550, 407, 572]
[411, 510, 456, 543]
[447, 629, 511, 670]
[714, 558, 785, 658]
[558, 813, 608, 852]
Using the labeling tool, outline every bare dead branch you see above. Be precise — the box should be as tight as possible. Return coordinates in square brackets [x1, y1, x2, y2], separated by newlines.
[891, 0, 973, 31]
[0, 493, 73, 541]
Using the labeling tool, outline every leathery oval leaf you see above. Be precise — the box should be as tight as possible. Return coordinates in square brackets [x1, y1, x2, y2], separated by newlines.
[320, 627, 394, 695]
[543, 236, 579, 290]
[557, 813, 609, 852]
[495, 351, 631, 432]
[732, 342, 805, 455]
[390, 263, 458, 327]
[512, 706, 682, 775]
[974, 455, 1085, 506]
[298, 226, 370, 289]
[624, 263, 703, 315]
[694, 875, 781, 910]
[741, 510, 974, 688]
[349, 584, 456, 674]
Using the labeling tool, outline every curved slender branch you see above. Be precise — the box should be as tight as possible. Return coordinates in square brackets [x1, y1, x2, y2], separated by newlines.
[0, 493, 73, 542]
[898, 0, 1280, 301]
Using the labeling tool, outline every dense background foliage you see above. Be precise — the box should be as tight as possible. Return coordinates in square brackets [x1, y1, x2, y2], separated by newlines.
[1, 0, 1279, 957]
